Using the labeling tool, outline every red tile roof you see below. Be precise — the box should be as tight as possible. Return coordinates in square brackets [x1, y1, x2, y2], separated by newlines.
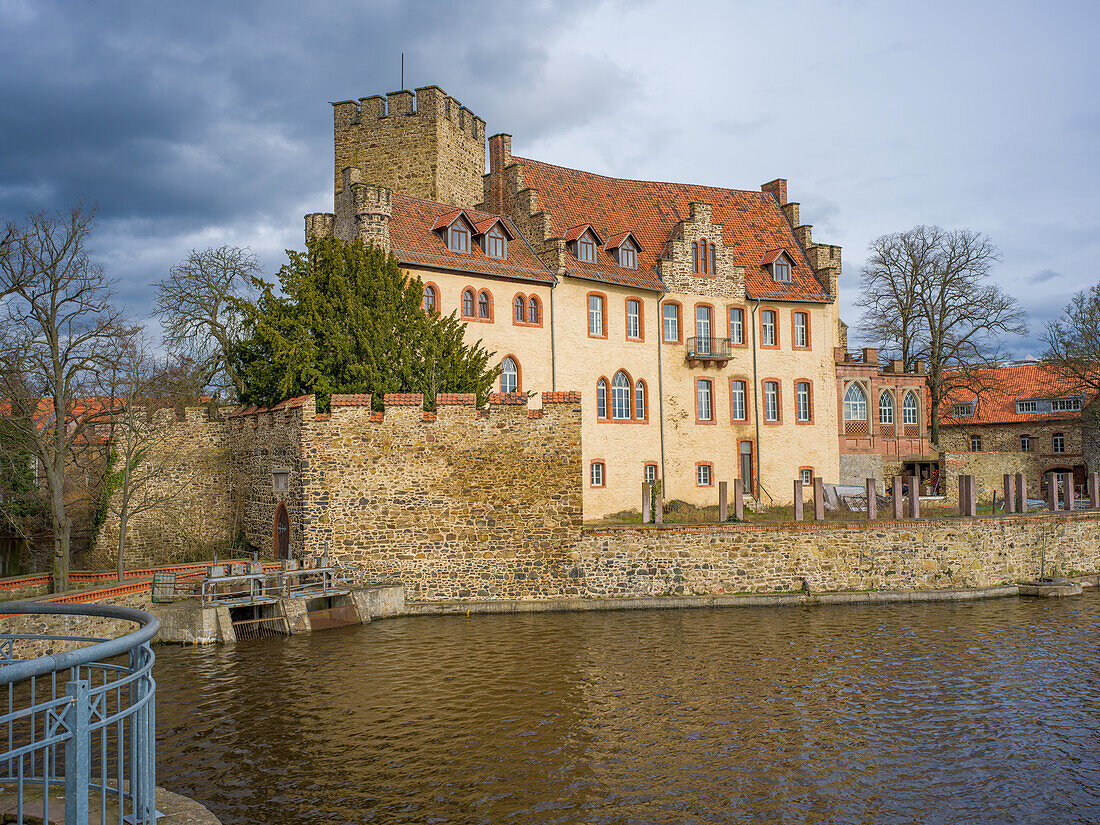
[939, 363, 1095, 426]
[512, 157, 831, 301]
[390, 194, 555, 284]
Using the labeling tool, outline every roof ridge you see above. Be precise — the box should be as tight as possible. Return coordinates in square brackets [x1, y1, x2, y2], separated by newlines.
[511, 155, 770, 199]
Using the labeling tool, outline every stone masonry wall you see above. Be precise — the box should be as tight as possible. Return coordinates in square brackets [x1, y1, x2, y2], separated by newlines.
[92, 408, 234, 570]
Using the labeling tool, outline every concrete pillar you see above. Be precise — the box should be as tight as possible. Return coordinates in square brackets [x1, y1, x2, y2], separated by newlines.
[1091, 472, 1099, 508]
[1047, 472, 1058, 511]
[892, 476, 904, 519]
[642, 482, 651, 523]
[813, 477, 825, 521]
[1016, 473, 1027, 512]
[1064, 472, 1075, 511]
[719, 481, 728, 522]
[967, 476, 977, 517]
[734, 479, 744, 520]
[655, 493, 664, 524]
[793, 480, 804, 521]
[908, 475, 920, 518]
[959, 475, 969, 517]
[865, 478, 877, 520]
[1003, 474, 1016, 514]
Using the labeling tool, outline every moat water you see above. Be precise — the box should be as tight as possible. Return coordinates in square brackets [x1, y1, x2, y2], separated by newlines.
[154, 593, 1100, 824]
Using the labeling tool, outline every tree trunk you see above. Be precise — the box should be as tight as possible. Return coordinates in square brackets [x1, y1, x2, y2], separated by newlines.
[52, 517, 70, 593]
[117, 513, 128, 582]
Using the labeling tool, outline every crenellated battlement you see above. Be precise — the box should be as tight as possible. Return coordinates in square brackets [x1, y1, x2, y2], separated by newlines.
[331, 85, 486, 210]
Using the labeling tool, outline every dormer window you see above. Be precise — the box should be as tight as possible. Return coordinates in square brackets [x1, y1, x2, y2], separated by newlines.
[486, 225, 507, 259]
[578, 232, 597, 263]
[773, 260, 791, 282]
[619, 242, 637, 270]
[448, 221, 470, 253]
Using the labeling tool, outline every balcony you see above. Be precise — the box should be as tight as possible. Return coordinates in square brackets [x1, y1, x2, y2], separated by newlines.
[686, 337, 732, 367]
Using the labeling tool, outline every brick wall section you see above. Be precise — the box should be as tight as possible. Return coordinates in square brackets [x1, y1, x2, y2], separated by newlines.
[3, 589, 150, 660]
[92, 408, 234, 569]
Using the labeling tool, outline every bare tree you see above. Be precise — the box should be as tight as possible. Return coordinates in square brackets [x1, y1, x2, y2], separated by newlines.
[98, 328, 189, 580]
[0, 205, 125, 591]
[1044, 283, 1100, 468]
[855, 226, 1027, 442]
[155, 246, 259, 401]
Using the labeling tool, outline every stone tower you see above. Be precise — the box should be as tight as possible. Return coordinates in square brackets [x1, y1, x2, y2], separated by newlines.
[331, 86, 486, 210]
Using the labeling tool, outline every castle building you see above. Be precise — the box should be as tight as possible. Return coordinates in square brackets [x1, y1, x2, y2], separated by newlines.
[305, 85, 848, 518]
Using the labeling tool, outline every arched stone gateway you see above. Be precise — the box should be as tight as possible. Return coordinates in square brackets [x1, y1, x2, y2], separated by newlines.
[274, 502, 290, 560]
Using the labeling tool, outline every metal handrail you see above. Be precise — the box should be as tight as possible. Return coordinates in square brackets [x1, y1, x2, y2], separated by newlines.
[685, 336, 733, 358]
[0, 602, 159, 824]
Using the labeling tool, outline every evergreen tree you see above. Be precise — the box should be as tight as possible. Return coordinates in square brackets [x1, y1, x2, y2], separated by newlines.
[232, 237, 498, 410]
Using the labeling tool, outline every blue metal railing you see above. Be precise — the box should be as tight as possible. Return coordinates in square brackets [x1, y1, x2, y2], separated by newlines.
[0, 602, 160, 824]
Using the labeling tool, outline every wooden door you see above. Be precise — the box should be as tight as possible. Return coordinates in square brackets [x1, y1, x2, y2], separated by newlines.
[274, 503, 290, 560]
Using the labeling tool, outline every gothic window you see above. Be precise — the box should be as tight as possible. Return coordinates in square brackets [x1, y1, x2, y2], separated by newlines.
[486, 225, 507, 259]
[500, 357, 519, 393]
[596, 379, 608, 420]
[461, 289, 475, 317]
[843, 383, 867, 421]
[611, 371, 632, 419]
[635, 380, 647, 421]
[477, 290, 492, 320]
[879, 391, 894, 425]
[514, 295, 525, 323]
[527, 296, 540, 325]
[449, 221, 470, 253]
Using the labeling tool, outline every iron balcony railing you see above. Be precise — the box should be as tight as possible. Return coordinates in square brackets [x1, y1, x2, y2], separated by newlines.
[686, 336, 733, 360]
[0, 602, 160, 825]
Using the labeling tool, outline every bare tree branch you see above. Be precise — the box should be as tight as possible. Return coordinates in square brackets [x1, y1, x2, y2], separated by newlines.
[155, 246, 259, 401]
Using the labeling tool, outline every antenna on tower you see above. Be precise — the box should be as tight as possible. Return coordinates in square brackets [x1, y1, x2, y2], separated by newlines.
[401, 52, 405, 90]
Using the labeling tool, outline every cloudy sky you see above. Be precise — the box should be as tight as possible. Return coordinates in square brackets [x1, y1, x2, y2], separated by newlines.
[2, 0, 1097, 354]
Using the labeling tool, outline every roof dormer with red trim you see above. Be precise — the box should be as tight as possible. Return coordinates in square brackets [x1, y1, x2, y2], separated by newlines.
[761, 248, 797, 284]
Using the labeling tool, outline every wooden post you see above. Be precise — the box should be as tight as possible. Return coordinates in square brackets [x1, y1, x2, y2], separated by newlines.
[1091, 472, 1099, 509]
[1016, 473, 1027, 512]
[1003, 474, 1015, 514]
[719, 481, 728, 522]
[642, 482, 651, 523]
[793, 480, 804, 521]
[734, 479, 744, 521]
[908, 475, 920, 518]
[1064, 472, 1075, 511]
[967, 476, 977, 517]
[865, 478, 877, 520]
[959, 475, 969, 517]
[892, 476, 904, 519]
[813, 477, 825, 521]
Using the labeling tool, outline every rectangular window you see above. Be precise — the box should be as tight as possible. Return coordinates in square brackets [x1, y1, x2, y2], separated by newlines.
[1050, 397, 1082, 412]
[588, 294, 605, 337]
[273, 471, 289, 492]
[697, 464, 712, 486]
[619, 244, 637, 269]
[730, 380, 747, 421]
[1053, 433, 1065, 454]
[1016, 400, 1038, 414]
[1020, 434, 1031, 451]
[486, 227, 507, 259]
[761, 310, 777, 346]
[773, 260, 791, 282]
[729, 307, 744, 345]
[800, 468, 813, 486]
[449, 222, 470, 253]
[578, 233, 597, 263]
[644, 463, 657, 484]
[952, 402, 974, 417]
[697, 379, 713, 422]
[764, 381, 779, 422]
[662, 303, 680, 342]
[626, 299, 641, 340]
[970, 435, 982, 452]
[796, 381, 811, 422]
[794, 312, 808, 348]
[590, 462, 605, 487]
[695, 305, 712, 354]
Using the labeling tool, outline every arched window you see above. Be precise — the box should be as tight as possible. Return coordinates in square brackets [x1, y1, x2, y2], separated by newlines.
[843, 383, 868, 421]
[700, 239, 710, 274]
[596, 379, 608, 420]
[527, 296, 540, 325]
[449, 222, 469, 253]
[478, 290, 491, 320]
[611, 371, 632, 419]
[903, 391, 919, 432]
[462, 289, 475, 317]
[501, 357, 518, 393]
[635, 380, 647, 421]
[879, 390, 894, 425]
[709, 243, 716, 274]
[423, 284, 438, 313]
[692, 241, 700, 273]
[513, 294, 525, 323]
[486, 225, 507, 259]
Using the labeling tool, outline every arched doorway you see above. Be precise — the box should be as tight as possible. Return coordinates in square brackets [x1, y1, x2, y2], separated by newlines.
[274, 502, 290, 561]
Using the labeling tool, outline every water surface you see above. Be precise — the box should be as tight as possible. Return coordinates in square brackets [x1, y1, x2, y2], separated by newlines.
[154, 593, 1100, 824]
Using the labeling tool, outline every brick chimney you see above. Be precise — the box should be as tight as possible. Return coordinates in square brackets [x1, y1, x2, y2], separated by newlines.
[761, 178, 788, 205]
